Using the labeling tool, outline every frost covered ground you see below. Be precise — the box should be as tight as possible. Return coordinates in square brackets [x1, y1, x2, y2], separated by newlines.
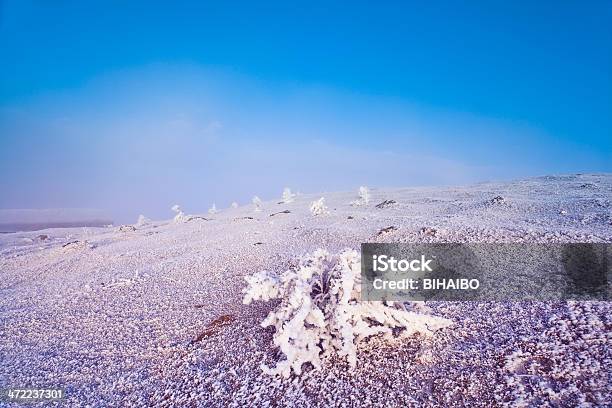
[0, 174, 610, 407]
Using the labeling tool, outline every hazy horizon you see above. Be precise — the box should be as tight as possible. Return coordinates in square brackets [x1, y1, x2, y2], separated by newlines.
[1, 2, 610, 224]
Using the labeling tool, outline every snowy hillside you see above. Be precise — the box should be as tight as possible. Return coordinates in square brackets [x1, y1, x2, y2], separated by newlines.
[0, 174, 610, 407]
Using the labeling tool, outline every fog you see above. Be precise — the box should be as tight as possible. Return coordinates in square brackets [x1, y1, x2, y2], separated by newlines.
[1, 65, 608, 224]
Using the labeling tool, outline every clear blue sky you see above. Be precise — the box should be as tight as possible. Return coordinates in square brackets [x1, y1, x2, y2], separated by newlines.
[1, 1, 610, 222]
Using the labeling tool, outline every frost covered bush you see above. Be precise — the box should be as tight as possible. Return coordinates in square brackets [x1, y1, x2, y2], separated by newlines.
[281, 187, 296, 203]
[135, 214, 151, 227]
[252, 196, 263, 212]
[310, 197, 329, 216]
[359, 186, 370, 204]
[350, 186, 370, 206]
[171, 204, 187, 223]
[243, 249, 452, 377]
[208, 203, 218, 214]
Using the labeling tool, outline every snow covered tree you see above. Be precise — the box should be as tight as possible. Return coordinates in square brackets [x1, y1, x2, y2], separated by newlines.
[171, 204, 187, 223]
[359, 186, 370, 204]
[135, 214, 151, 227]
[252, 196, 263, 212]
[231, 202, 239, 209]
[208, 203, 218, 214]
[243, 249, 452, 377]
[310, 197, 329, 216]
[281, 187, 296, 203]
[351, 186, 370, 206]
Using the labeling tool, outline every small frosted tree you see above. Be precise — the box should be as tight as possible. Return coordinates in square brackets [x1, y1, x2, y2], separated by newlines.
[171, 204, 187, 223]
[135, 214, 151, 227]
[281, 187, 296, 203]
[310, 197, 329, 216]
[359, 186, 370, 204]
[208, 203, 218, 214]
[351, 186, 370, 206]
[252, 196, 263, 212]
[243, 249, 452, 377]
[231, 202, 239, 209]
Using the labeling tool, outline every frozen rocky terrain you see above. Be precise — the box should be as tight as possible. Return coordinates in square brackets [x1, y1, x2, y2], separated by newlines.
[0, 174, 610, 407]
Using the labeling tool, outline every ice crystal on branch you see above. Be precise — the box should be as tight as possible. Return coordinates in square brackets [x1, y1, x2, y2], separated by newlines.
[243, 249, 452, 378]
[310, 197, 329, 216]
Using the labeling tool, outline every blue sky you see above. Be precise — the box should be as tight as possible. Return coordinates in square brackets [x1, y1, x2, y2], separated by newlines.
[1, 1, 610, 222]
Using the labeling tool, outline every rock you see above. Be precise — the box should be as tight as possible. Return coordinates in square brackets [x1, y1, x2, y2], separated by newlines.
[61, 240, 94, 252]
[36, 234, 49, 241]
[118, 225, 136, 232]
[186, 216, 210, 222]
[375, 200, 397, 209]
[377, 226, 398, 236]
[233, 216, 255, 221]
[419, 227, 437, 236]
[270, 210, 291, 217]
[490, 195, 506, 205]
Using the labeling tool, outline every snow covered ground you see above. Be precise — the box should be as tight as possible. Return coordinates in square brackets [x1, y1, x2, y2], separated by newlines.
[0, 174, 610, 407]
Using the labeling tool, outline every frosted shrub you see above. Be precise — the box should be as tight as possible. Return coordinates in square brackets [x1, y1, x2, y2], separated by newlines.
[243, 271, 280, 304]
[208, 203, 218, 214]
[243, 249, 452, 377]
[351, 186, 370, 206]
[171, 204, 187, 223]
[310, 197, 329, 216]
[231, 202, 239, 209]
[135, 214, 151, 227]
[359, 186, 370, 204]
[281, 187, 296, 203]
[252, 196, 263, 212]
